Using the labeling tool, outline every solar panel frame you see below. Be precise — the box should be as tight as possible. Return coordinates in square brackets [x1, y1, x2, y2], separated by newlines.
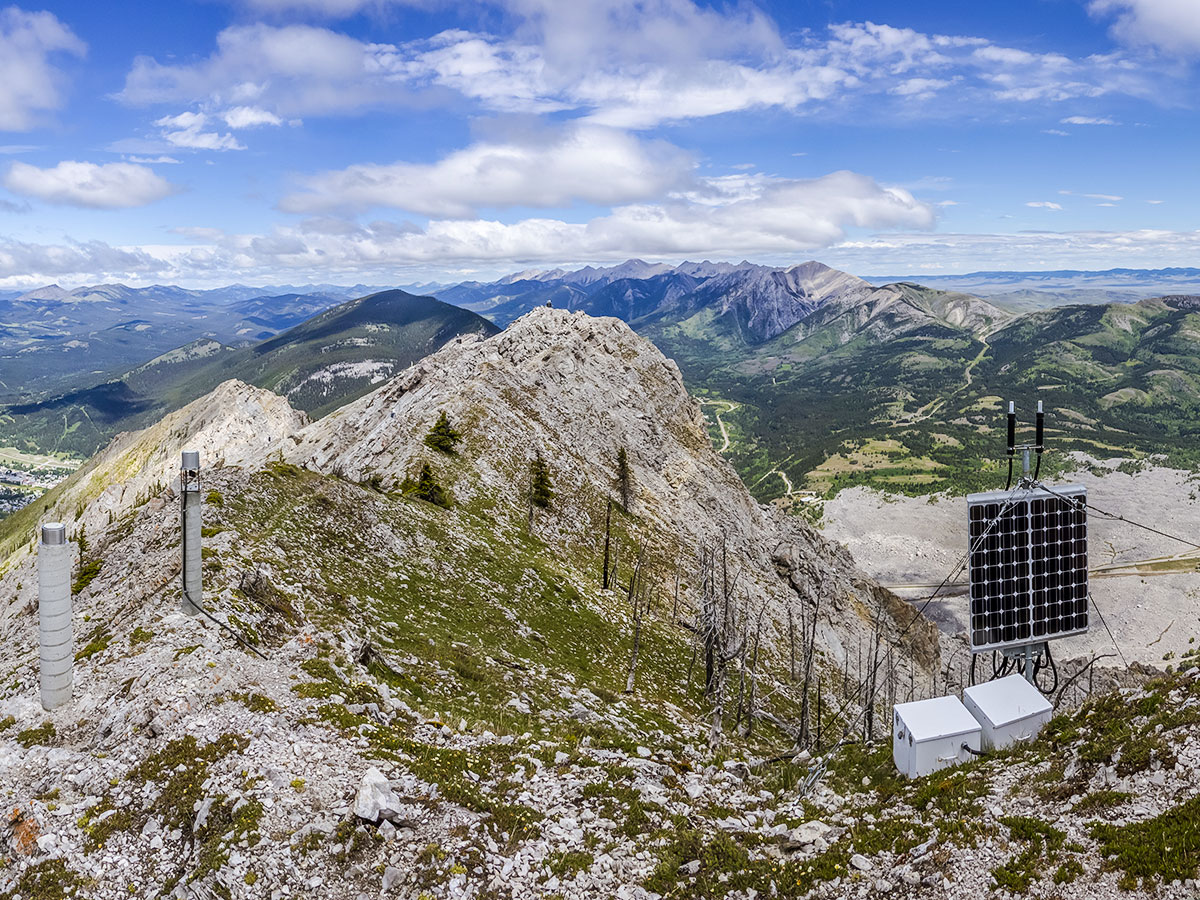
[967, 484, 1089, 653]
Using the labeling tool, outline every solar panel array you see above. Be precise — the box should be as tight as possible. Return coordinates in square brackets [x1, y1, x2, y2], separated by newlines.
[967, 485, 1089, 652]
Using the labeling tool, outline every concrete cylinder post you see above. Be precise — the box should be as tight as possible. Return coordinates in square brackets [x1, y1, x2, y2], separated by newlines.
[38, 522, 72, 710]
[181, 449, 203, 616]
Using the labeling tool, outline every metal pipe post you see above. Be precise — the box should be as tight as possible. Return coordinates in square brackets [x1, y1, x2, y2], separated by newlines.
[181, 450, 203, 616]
[38, 523, 73, 709]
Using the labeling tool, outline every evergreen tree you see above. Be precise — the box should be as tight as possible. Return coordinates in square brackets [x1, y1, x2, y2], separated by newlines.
[424, 411, 462, 454]
[530, 453, 554, 509]
[410, 462, 451, 508]
[616, 447, 632, 511]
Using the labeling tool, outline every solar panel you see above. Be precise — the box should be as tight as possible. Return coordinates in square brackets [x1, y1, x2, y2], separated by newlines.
[967, 485, 1089, 653]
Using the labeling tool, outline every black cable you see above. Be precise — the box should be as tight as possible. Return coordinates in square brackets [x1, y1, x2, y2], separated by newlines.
[186, 586, 269, 661]
[1033, 453, 1041, 482]
[961, 743, 987, 757]
[1034, 480, 1200, 552]
[1088, 590, 1128, 670]
[181, 490, 268, 661]
[1005, 456, 1014, 490]
[1035, 643, 1058, 695]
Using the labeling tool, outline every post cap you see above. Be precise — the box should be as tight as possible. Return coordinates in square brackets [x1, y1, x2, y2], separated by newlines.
[41, 522, 67, 545]
[181, 449, 200, 470]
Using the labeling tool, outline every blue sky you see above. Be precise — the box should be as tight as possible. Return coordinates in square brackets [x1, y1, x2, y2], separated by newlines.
[0, 0, 1197, 287]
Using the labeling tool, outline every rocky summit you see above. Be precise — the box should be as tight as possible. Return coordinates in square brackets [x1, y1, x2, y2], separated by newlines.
[0, 308, 1193, 900]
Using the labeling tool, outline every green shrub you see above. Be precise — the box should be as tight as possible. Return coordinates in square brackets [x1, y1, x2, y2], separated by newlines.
[403, 463, 451, 508]
[424, 411, 462, 454]
[530, 454, 554, 509]
[72, 559, 102, 595]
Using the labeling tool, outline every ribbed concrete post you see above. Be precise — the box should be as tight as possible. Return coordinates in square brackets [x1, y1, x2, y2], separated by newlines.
[181, 449, 203, 616]
[38, 523, 72, 710]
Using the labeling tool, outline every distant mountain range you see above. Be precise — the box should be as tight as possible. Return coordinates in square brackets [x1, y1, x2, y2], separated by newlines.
[0, 282, 399, 405]
[5, 261, 1200, 502]
[2, 291, 497, 457]
[428, 259, 1200, 502]
[861, 267, 1200, 312]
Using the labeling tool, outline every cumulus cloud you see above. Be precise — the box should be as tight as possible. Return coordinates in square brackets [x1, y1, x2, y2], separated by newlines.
[113, 12, 1172, 132]
[3, 160, 176, 208]
[0, 7, 86, 131]
[1090, 0, 1200, 55]
[155, 112, 245, 151]
[281, 125, 695, 216]
[0, 238, 165, 284]
[118, 24, 426, 117]
[221, 106, 284, 128]
[1026, 201, 1063, 209]
[273, 169, 934, 266]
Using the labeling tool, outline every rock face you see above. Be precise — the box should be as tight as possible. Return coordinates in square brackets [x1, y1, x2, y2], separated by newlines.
[681, 261, 876, 343]
[287, 307, 939, 674]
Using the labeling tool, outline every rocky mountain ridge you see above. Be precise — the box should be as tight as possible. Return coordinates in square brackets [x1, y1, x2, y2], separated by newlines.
[0, 307, 1191, 900]
[1, 307, 940, 899]
[436, 259, 1009, 350]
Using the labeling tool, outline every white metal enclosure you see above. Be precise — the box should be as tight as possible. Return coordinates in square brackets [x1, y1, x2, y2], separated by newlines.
[963, 674, 1053, 750]
[893, 696, 982, 778]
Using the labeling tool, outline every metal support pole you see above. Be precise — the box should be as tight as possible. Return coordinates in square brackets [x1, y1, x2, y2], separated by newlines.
[181, 450, 202, 616]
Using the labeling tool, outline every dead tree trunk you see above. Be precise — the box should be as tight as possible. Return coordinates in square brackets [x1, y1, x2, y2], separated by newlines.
[624, 545, 647, 694]
[602, 499, 612, 590]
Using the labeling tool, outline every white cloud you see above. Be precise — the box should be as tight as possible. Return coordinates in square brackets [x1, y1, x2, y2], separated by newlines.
[890, 77, 955, 98]
[0, 7, 86, 131]
[155, 112, 245, 151]
[125, 155, 180, 164]
[1043, 128, 1070, 136]
[827, 228, 1200, 274]
[221, 106, 284, 128]
[1090, 0, 1200, 55]
[3, 160, 176, 208]
[1084, 193, 1123, 201]
[1147, 199, 1165, 204]
[114, 14, 1174, 133]
[281, 125, 694, 216]
[118, 24, 421, 117]
[1027, 201, 1063, 209]
[234, 169, 937, 268]
[1061, 115, 1118, 124]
